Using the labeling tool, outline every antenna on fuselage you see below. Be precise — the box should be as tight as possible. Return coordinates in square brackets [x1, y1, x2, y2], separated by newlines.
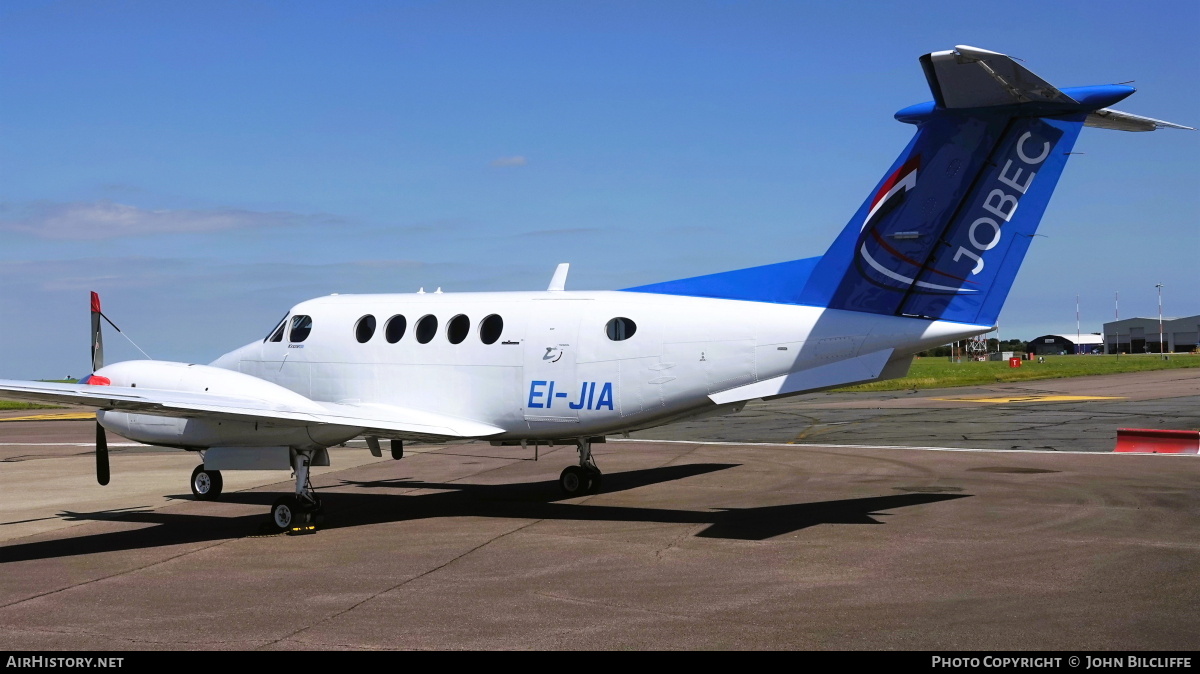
[547, 263, 569, 292]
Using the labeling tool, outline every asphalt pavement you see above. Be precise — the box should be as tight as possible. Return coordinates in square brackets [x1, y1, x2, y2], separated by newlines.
[0, 368, 1196, 650]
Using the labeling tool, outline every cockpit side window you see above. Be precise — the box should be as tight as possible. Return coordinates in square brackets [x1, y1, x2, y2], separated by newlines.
[265, 315, 287, 343]
[290, 315, 313, 342]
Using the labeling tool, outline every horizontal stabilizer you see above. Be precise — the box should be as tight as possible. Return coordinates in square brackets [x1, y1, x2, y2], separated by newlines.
[922, 45, 1076, 109]
[709, 349, 894, 404]
[1085, 108, 1195, 132]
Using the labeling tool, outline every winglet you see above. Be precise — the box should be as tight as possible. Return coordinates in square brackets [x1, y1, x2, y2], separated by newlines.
[547, 263, 569, 291]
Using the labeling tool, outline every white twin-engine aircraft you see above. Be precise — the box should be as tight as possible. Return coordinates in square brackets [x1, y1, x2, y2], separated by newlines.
[1, 46, 1190, 531]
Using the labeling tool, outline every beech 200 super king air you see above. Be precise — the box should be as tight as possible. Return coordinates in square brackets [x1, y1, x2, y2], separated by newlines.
[1, 46, 1191, 532]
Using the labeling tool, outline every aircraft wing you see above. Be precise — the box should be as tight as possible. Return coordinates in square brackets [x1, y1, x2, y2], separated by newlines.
[0, 379, 503, 441]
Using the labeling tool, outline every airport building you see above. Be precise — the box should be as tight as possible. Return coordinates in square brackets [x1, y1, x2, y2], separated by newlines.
[1028, 333, 1105, 355]
[1103, 316, 1200, 354]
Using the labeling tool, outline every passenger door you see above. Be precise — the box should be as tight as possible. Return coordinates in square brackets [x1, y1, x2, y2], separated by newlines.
[523, 301, 583, 423]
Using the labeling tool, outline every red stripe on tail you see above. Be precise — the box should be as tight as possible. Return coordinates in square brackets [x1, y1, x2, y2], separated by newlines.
[870, 156, 921, 210]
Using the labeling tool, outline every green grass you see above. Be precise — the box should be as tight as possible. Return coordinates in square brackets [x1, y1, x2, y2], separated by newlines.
[0, 401, 62, 410]
[839, 353, 1200, 392]
[0, 379, 76, 410]
[2, 361, 1197, 407]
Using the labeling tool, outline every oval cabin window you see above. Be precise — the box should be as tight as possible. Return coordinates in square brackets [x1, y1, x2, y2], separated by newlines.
[415, 314, 438, 344]
[385, 315, 407, 343]
[447, 314, 470, 344]
[605, 317, 636, 341]
[479, 314, 503, 344]
[355, 315, 376, 343]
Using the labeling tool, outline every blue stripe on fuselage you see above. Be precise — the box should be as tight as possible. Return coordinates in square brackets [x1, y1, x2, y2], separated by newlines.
[622, 256, 821, 305]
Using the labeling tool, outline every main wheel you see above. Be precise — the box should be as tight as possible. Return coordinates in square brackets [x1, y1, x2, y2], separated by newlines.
[560, 466, 590, 497]
[190, 465, 223, 501]
[271, 495, 300, 531]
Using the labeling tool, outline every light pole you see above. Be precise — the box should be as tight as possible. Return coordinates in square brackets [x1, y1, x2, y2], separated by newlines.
[1155, 283, 1165, 358]
[1080, 293, 1089, 357]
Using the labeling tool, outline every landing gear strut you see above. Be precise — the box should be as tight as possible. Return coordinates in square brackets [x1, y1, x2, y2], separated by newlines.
[558, 439, 602, 497]
[270, 450, 322, 533]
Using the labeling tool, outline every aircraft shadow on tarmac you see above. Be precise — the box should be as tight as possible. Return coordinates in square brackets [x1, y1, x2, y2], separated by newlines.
[0, 463, 969, 563]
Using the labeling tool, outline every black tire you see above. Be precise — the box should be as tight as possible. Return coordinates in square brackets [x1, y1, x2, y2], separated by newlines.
[559, 466, 588, 497]
[271, 495, 299, 531]
[301, 493, 323, 514]
[586, 470, 603, 494]
[190, 465, 223, 501]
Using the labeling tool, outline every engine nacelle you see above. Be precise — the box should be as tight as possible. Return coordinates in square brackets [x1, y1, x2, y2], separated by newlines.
[93, 360, 361, 450]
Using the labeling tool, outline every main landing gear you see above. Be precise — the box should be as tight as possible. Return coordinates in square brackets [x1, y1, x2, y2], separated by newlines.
[190, 464, 223, 501]
[270, 450, 322, 533]
[558, 438, 602, 497]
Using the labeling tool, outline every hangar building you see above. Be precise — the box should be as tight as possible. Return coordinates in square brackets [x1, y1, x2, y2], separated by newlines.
[1028, 333, 1104, 355]
[1104, 316, 1200, 354]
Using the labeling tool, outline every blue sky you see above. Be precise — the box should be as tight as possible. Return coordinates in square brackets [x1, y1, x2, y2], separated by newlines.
[2, 0, 1197, 378]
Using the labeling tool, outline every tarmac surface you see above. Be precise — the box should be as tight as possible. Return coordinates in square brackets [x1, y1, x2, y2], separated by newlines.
[0, 368, 1197, 650]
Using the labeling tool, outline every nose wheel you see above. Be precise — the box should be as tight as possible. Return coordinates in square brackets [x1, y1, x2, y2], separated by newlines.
[270, 494, 321, 532]
[268, 450, 323, 533]
[271, 496, 300, 530]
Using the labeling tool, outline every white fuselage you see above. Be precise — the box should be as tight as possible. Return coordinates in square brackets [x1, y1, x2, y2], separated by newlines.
[179, 289, 984, 443]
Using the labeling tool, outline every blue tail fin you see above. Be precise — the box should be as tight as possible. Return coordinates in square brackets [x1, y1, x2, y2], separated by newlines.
[626, 46, 1189, 324]
[799, 46, 1135, 326]
[796, 107, 1087, 325]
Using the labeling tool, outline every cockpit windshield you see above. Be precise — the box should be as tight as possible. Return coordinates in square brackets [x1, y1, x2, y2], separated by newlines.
[264, 315, 287, 343]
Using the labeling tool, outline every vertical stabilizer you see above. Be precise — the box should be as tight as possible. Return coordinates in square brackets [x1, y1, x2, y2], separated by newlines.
[798, 46, 1144, 326]
[624, 46, 1190, 320]
[798, 111, 1083, 325]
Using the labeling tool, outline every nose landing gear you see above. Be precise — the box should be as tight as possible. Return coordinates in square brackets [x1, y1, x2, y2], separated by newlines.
[558, 438, 603, 497]
[268, 450, 323, 534]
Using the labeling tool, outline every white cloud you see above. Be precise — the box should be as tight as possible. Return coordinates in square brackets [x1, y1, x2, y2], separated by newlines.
[489, 155, 528, 167]
[0, 201, 338, 240]
[514, 227, 603, 238]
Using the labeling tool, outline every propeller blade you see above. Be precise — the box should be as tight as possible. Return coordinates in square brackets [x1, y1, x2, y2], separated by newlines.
[96, 422, 110, 486]
[90, 291, 104, 371]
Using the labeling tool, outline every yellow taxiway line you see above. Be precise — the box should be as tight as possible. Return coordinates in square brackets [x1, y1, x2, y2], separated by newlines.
[0, 412, 96, 422]
[930, 395, 1125, 404]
